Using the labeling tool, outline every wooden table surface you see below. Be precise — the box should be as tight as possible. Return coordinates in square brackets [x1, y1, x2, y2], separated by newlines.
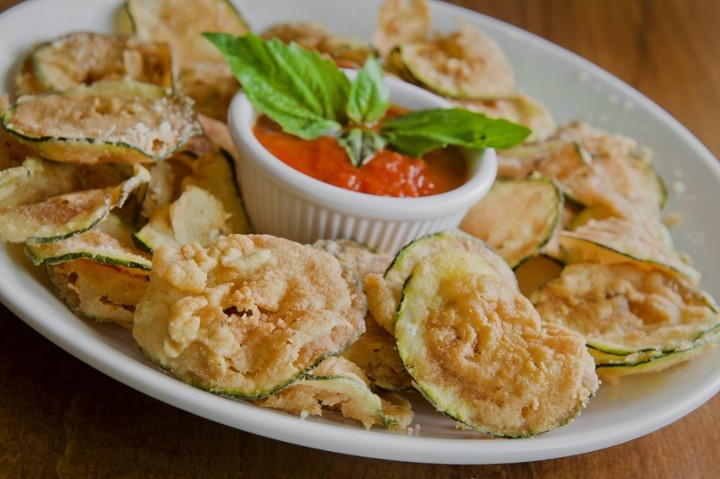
[1, 0, 719, 477]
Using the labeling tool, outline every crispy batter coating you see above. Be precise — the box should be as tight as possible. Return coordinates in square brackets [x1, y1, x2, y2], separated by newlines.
[133, 234, 365, 398]
[531, 262, 720, 354]
[256, 356, 413, 430]
[397, 250, 599, 437]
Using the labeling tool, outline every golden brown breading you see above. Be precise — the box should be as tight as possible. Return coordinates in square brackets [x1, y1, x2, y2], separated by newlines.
[397, 250, 599, 437]
[132, 234, 366, 398]
[531, 262, 720, 355]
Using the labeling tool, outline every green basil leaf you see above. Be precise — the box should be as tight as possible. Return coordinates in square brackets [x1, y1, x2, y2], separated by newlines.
[204, 32, 350, 139]
[337, 128, 387, 167]
[380, 108, 532, 157]
[346, 57, 390, 126]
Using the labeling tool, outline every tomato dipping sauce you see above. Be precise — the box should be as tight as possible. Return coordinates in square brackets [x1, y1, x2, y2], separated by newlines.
[253, 115, 469, 198]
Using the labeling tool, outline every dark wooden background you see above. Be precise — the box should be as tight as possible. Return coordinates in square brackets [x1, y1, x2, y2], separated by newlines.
[1, 0, 719, 477]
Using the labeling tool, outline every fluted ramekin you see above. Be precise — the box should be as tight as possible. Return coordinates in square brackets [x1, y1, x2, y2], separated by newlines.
[228, 74, 497, 254]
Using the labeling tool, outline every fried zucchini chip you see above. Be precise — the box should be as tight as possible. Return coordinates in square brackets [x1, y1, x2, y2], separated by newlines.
[372, 0, 432, 58]
[126, 0, 250, 68]
[0, 159, 149, 243]
[177, 61, 239, 121]
[132, 234, 366, 398]
[47, 258, 149, 328]
[2, 81, 202, 164]
[134, 185, 231, 253]
[560, 155, 666, 219]
[557, 216, 700, 285]
[263, 21, 375, 68]
[23, 32, 173, 93]
[183, 150, 251, 234]
[365, 229, 517, 334]
[396, 21, 516, 99]
[396, 250, 599, 438]
[453, 92, 557, 142]
[497, 140, 591, 181]
[256, 356, 413, 430]
[556, 121, 644, 160]
[530, 263, 720, 373]
[26, 213, 151, 270]
[514, 254, 564, 297]
[315, 239, 412, 390]
[460, 177, 564, 268]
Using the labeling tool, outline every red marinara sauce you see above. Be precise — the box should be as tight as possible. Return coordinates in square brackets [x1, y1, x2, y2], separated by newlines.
[253, 112, 469, 198]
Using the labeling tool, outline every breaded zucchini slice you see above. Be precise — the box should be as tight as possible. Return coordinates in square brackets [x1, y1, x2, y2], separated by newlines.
[26, 213, 151, 271]
[182, 150, 251, 234]
[138, 156, 194, 220]
[24, 32, 173, 93]
[0, 159, 149, 243]
[125, 0, 250, 68]
[590, 331, 720, 378]
[396, 21, 516, 99]
[556, 216, 700, 285]
[255, 356, 413, 430]
[560, 155, 666, 218]
[460, 177, 563, 268]
[372, 0, 431, 58]
[498, 140, 591, 180]
[47, 258, 149, 328]
[132, 235, 366, 398]
[396, 250, 599, 438]
[365, 229, 517, 334]
[2, 81, 202, 164]
[531, 263, 720, 366]
[134, 185, 230, 253]
[453, 93, 557, 143]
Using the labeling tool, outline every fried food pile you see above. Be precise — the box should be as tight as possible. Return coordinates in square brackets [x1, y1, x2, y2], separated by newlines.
[0, 0, 717, 437]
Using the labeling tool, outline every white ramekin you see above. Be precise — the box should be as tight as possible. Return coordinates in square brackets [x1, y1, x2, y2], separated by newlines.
[228, 73, 497, 254]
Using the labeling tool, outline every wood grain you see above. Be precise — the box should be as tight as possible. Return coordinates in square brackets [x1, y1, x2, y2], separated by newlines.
[1, 0, 719, 477]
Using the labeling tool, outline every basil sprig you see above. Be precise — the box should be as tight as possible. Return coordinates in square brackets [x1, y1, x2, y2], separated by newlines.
[205, 32, 531, 166]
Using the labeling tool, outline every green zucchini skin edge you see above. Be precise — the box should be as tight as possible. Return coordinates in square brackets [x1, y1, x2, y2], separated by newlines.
[26, 250, 151, 271]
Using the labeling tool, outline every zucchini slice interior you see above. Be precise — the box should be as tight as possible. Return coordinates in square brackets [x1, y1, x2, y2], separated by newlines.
[460, 177, 563, 268]
[183, 150, 251, 234]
